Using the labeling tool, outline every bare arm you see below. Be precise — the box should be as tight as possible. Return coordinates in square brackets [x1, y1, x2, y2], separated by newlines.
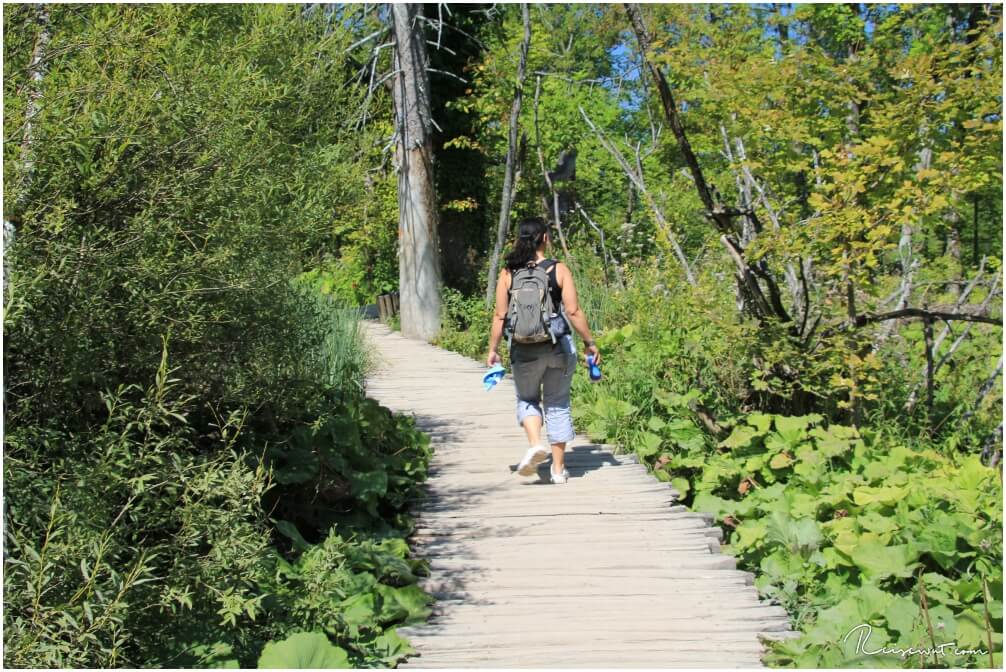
[557, 263, 601, 364]
[487, 269, 509, 365]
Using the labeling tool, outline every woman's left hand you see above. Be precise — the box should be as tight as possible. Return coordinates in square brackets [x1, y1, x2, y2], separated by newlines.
[487, 350, 501, 367]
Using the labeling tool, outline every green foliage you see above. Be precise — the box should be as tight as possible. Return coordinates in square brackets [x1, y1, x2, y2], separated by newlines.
[3, 5, 431, 669]
[257, 632, 350, 669]
[258, 393, 432, 535]
[433, 286, 496, 361]
[4, 341, 432, 668]
[250, 532, 430, 668]
[563, 275, 1003, 667]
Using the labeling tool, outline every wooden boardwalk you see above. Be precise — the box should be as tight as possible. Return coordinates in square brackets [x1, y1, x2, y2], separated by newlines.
[362, 322, 797, 668]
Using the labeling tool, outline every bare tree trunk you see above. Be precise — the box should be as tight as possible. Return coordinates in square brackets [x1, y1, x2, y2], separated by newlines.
[946, 207, 962, 297]
[972, 195, 980, 267]
[18, 3, 51, 207]
[392, 4, 443, 341]
[486, 4, 531, 305]
[922, 312, 935, 428]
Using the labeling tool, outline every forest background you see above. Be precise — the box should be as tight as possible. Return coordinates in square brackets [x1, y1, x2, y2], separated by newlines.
[3, 2, 1004, 669]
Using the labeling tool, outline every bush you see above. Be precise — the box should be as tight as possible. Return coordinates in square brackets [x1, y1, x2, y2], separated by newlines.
[3, 6, 431, 668]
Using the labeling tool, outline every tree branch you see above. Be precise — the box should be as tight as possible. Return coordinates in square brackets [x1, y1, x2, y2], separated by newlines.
[852, 308, 1001, 329]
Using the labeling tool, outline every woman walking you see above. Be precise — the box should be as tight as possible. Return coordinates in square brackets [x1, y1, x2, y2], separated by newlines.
[487, 217, 600, 483]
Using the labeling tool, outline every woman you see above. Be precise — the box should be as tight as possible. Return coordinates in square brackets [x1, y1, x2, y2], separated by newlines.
[487, 217, 601, 484]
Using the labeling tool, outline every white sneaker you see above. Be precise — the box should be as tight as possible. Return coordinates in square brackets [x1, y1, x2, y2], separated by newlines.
[517, 444, 549, 476]
[550, 467, 570, 484]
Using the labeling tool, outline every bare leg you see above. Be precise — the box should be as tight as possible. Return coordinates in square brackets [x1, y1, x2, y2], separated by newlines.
[551, 442, 566, 472]
[522, 415, 544, 446]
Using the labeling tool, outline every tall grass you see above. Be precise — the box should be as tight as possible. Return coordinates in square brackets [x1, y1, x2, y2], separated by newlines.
[310, 294, 372, 391]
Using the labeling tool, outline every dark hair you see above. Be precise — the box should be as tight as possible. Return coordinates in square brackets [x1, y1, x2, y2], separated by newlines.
[504, 217, 548, 272]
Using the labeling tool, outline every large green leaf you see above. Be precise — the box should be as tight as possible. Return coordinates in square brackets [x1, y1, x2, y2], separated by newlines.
[382, 583, 433, 623]
[257, 632, 350, 669]
[883, 595, 921, 636]
[266, 440, 320, 485]
[370, 628, 416, 662]
[765, 511, 822, 555]
[339, 592, 378, 628]
[275, 520, 312, 553]
[719, 425, 760, 450]
[635, 431, 662, 459]
[852, 485, 906, 508]
[849, 541, 920, 580]
[809, 425, 855, 459]
[746, 412, 774, 434]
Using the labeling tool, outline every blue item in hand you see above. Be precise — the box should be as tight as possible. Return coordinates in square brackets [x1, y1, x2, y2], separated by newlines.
[482, 364, 505, 391]
[586, 354, 602, 382]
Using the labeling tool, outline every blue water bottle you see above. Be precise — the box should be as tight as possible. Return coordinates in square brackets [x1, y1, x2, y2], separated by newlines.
[586, 354, 602, 382]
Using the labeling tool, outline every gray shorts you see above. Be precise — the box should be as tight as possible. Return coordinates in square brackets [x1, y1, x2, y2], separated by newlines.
[510, 334, 577, 444]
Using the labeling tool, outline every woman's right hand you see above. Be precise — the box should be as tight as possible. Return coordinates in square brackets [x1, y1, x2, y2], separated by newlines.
[487, 350, 501, 367]
[584, 343, 600, 365]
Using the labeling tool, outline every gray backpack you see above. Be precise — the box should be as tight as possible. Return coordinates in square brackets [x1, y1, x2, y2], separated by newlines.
[506, 260, 558, 346]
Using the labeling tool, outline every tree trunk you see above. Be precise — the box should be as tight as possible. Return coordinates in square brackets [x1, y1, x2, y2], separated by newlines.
[391, 4, 443, 341]
[972, 195, 980, 267]
[946, 208, 962, 297]
[485, 4, 531, 305]
[18, 3, 51, 208]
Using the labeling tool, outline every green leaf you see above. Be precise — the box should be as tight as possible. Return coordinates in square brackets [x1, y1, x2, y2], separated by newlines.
[339, 592, 378, 628]
[733, 519, 767, 551]
[635, 431, 662, 459]
[852, 485, 906, 507]
[775, 414, 821, 435]
[257, 632, 350, 669]
[849, 541, 920, 580]
[856, 511, 898, 536]
[382, 584, 433, 623]
[275, 520, 312, 552]
[266, 441, 320, 485]
[765, 511, 822, 555]
[809, 426, 854, 458]
[370, 628, 416, 661]
[646, 416, 666, 432]
[670, 476, 690, 499]
[746, 412, 773, 434]
[349, 470, 388, 502]
[953, 609, 988, 648]
[769, 452, 794, 469]
[883, 595, 920, 636]
[719, 425, 759, 450]
[184, 642, 240, 669]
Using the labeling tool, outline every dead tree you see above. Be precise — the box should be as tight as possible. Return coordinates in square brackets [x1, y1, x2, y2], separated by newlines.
[391, 4, 443, 341]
